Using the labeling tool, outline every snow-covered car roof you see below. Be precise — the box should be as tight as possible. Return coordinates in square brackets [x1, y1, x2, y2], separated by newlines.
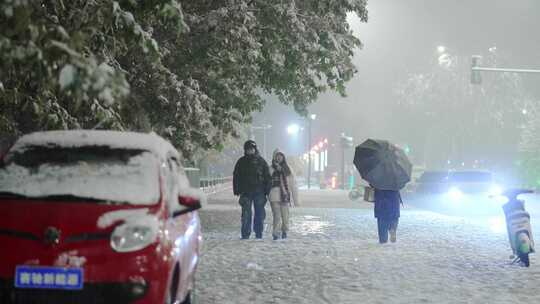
[8, 130, 179, 159]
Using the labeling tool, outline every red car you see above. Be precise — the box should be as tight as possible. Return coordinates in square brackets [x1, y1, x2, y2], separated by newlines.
[0, 130, 203, 304]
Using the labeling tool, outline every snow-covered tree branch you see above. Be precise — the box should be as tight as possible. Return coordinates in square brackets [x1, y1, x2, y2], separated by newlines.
[0, 0, 368, 159]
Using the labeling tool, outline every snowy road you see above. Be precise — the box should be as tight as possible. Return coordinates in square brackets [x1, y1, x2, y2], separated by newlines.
[194, 190, 540, 304]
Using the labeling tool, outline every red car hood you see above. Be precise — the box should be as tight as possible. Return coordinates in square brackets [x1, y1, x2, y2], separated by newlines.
[0, 198, 160, 277]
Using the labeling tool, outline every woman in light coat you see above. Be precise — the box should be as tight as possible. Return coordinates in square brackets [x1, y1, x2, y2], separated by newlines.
[269, 149, 300, 240]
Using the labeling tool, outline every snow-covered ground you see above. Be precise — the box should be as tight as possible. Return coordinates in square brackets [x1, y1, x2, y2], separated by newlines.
[194, 190, 540, 304]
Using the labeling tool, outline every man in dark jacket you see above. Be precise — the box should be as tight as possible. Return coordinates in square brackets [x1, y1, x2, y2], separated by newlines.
[233, 140, 272, 239]
[374, 189, 401, 244]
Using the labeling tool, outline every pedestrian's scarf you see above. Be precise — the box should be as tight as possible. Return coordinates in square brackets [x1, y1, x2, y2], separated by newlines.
[272, 165, 290, 203]
[247, 154, 264, 183]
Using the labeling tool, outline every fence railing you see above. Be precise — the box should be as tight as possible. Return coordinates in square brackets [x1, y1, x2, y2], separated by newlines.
[200, 176, 233, 194]
[200, 176, 233, 188]
[183, 167, 232, 193]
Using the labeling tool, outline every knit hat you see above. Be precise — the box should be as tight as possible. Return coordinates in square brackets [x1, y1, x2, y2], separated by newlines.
[272, 148, 285, 161]
[272, 148, 291, 175]
[244, 140, 257, 151]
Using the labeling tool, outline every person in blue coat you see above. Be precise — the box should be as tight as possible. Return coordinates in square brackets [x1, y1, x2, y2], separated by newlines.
[374, 188, 402, 243]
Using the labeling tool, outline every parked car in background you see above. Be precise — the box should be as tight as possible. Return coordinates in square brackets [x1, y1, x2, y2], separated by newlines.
[445, 170, 502, 201]
[410, 170, 502, 205]
[412, 170, 451, 195]
[403, 165, 427, 193]
[0, 130, 203, 304]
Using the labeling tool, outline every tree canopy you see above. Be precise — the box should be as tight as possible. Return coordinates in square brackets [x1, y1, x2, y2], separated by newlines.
[0, 0, 367, 158]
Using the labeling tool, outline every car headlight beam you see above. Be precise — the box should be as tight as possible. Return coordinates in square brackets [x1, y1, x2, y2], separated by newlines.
[448, 187, 464, 201]
[488, 185, 503, 196]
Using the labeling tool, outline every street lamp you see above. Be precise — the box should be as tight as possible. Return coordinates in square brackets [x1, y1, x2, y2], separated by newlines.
[307, 114, 316, 189]
[340, 133, 354, 190]
[437, 45, 446, 54]
[289, 115, 318, 189]
[287, 124, 301, 135]
[436, 45, 458, 69]
[251, 124, 272, 160]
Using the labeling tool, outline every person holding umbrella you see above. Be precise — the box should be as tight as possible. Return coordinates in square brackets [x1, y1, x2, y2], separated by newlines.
[373, 187, 402, 243]
[353, 139, 412, 244]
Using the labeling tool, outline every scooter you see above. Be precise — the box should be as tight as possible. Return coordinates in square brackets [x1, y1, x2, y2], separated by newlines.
[501, 189, 535, 267]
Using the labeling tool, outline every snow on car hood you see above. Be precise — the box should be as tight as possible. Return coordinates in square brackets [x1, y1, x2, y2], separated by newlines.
[10, 130, 178, 160]
[97, 208, 158, 229]
[0, 152, 160, 205]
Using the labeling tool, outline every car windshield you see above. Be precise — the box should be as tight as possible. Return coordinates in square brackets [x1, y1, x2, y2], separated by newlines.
[418, 172, 448, 183]
[448, 172, 492, 183]
[0, 145, 160, 205]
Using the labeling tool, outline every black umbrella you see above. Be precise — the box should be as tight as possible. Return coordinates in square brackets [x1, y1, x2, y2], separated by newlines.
[353, 139, 412, 190]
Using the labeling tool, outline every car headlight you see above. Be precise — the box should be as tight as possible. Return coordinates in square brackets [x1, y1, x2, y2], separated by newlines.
[488, 185, 503, 196]
[111, 224, 157, 253]
[447, 187, 464, 200]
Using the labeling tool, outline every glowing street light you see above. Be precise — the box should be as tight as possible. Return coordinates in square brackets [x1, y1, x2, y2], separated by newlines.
[437, 45, 446, 53]
[287, 124, 300, 135]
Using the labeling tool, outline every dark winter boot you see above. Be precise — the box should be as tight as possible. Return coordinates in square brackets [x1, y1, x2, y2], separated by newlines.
[255, 233, 263, 239]
[281, 232, 287, 239]
[273, 235, 279, 241]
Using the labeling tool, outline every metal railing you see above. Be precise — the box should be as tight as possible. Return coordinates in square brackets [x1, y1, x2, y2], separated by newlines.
[183, 167, 232, 193]
[200, 176, 232, 188]
[200, 176, 233, 194]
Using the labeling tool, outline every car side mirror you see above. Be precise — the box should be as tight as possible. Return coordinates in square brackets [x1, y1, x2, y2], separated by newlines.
[172, 195, 202, 217]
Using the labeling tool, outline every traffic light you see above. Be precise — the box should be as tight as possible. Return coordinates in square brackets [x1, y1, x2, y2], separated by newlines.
[471, 55, 482, 85]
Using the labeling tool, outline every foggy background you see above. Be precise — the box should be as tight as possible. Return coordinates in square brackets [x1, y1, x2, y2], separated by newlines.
[249, 0, 540, 182]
